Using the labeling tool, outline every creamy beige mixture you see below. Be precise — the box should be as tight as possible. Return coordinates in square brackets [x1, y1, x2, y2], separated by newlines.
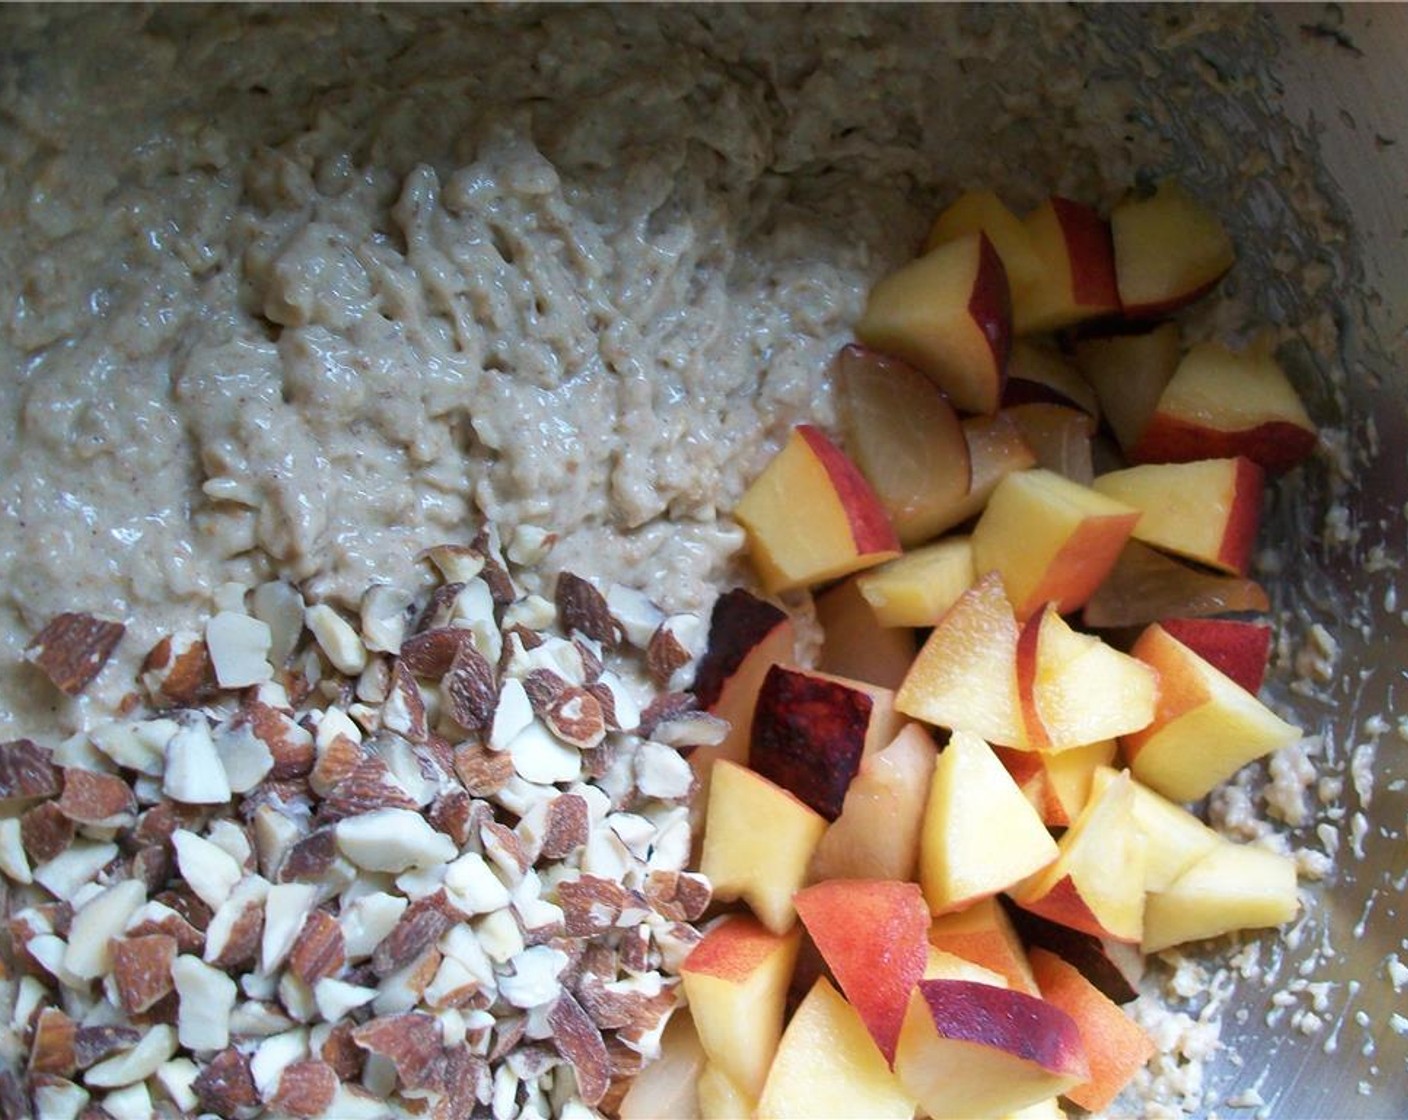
[0, 4, 1381, 1115]
[2, 3, 1301, 741]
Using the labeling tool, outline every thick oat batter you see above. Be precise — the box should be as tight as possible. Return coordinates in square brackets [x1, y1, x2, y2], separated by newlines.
[2, 4, 1299, 740]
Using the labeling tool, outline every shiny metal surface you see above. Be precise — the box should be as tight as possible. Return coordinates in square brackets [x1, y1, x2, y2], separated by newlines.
[1192, 7, 1408, 1117]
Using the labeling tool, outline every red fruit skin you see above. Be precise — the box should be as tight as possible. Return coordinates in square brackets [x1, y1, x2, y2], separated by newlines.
[1052, 199, 1119, 313]
[1158, 617, 1272, 696]
[749, 664, 873, 822]
[691, 589, 789, 710]
[795, 424, 901, 555]
[1131, 414, 1317, 475]
[970, 232, 1013, 405]
[914, 979, 1089, 1077]
[794, 879, 929, 1065]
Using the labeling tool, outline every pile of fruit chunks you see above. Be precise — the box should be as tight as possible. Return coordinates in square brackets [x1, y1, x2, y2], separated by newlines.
[661, 183, 1318, 1119]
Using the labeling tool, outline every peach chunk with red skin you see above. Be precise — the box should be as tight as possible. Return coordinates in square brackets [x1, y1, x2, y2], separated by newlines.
[1029, 947, 1156, 1112]
[794, 879, 930, 1065]
[1130, 341, 1317, 474]
[749, 664, 902, 822]
[894, 979, 1090, 1119]
[971, 467, 1140, 620]
[1159, 616, 1271, 697]
[1015, 197, 1120, 335]
[686, 588, 796, 830]
[1092, 456, 1264, 577]
[734, 424, 900, 595]
[855, 231, 1012, 416]
[679, 914, 801, 1104]
[1110, 179, 1236, 319]
[1121, 622, 1301, 804]
[835, 344, 972, 548]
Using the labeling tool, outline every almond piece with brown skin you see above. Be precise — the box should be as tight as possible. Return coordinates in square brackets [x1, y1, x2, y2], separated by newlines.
[271, 1060, 339, 1118]
[287, 909, 345, 986]
[0, 739, 60, 804]
[193, 1047, 259, 1115]
[548, 990, 611, 1106]
[141, 631, 218, 707]
[351, 1011, 445, 1093]
[56, 768, 137, 828]
[28, 1007, 78, 1076]
[20, 801, 74, 864]
[26, 612, 125, 695]
[111, 934, 178, 1015]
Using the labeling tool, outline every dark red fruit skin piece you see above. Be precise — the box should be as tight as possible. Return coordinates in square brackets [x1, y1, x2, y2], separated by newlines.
[795, 424, 901, 553]
[1159, 617, 1272, 696]
[1001, 898, 1140, 1004]
[1052, 198, 1119, 310]
[1131, 415, 1316, 475]
[969, 232, 1013, 406]
[914, 979, 1085, 1068]
[748, 663, 872, 822]
[690, 589, 788, 710]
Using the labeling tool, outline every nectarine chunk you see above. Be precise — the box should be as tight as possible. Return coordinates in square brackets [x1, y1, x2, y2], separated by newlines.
[971, 468, 1139, 619]
[856, 232, 1012, 415]
[1029, 948, 1156, 1113]
[734, 424, 900, 593]
[896, 572, 1028, 748]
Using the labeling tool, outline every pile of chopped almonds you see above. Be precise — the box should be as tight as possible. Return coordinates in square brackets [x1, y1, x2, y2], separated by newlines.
[0, 524, 722, 1120]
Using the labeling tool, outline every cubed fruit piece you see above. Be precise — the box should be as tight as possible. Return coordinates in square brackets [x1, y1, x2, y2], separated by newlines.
[856, 232, 1012, 415]
[734, 424, 900, 594]
[919, 731, 1058, 916]
[1089, 766, 1220, 892]
[1004, 404, 1096, 485]
[924, 946, 1011, 987]
[749, 665, 904, 822]
[924, 190, 1045, 301]
[757, 977, 917, 1119]
[896, 572, 1028, 748]
[698, 761, 827, 933]
[815, 575, 917, 691]
[1122, 624, 1302, 804]
[972, 468, 1140, 620]
[856, 537, 977, 628]
[1111, 180, 1235, 318]
[1016, 198, 1120, 335]
[835, 344, 973, 548]
[697, 1062, 754, 1120]
[1016, 605, 1157, 751]
[927, 896, 1038, 995]
[687, 589, 796, 827]
[680, 914, 802, 1102]
[1003, 340, 1101, 418]
[1130, 340, 1317, 474]
[1082, 540, 1270, 630]
[1092, 457, 1263, 576]
[809, 723, 938, 884]
[1142, 840, 1299, 953]
[996, 740, 1118, 828]
[1073, 322, 1182, 455]
[1003, 900, 1144, 1005]
[1159, 616, 1272, 696]
[618, 1009, 707, 1120]
[1008, 1100, 1069, 1120]
[919, 412, 1040, 538]
[894, 980, 1090, 1119]
[1029, 948, 1157, 1113]
[1010, 769, 1146, 944]
[794, 879, 929, 1064]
